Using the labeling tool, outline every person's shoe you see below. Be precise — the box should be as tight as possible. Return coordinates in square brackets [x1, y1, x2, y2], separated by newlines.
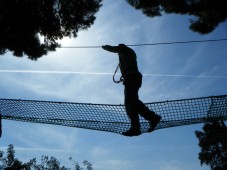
[148, 114, 162, 132]
[122, 128, 141, 136]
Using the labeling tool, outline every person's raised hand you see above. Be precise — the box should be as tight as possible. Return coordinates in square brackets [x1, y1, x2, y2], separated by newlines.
[102, 45, 111, 51]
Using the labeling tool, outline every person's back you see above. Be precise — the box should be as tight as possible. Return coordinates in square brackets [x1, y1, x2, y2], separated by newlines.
[118, 44, 139, 78]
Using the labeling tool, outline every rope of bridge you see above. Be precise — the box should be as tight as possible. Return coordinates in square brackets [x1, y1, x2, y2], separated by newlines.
[0, 95, 226, 135]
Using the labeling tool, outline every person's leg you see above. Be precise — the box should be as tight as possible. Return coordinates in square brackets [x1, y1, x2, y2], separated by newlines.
[122, 73, 162, 136]
[128, 73, 161, 132]
[122, 86, 141, 136]
[136, 100, 161, 131]
[124, 87, 141, 126]
[122, 74, 142, 136]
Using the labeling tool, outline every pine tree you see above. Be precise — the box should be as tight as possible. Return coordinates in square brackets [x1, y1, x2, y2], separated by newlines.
[195, 121, 227, 170]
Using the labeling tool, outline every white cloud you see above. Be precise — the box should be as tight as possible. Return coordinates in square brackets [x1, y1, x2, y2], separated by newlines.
[105, 159, 130, 166]
[156, 159, 206, 170]
[91, 147, 109, 157]
[1, 120, 79, 152]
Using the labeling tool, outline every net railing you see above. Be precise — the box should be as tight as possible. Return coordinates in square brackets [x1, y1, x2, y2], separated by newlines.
[0, 95, 226, 135]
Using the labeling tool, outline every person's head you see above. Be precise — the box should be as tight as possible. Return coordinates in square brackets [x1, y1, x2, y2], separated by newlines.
[119, 44, 127, 48]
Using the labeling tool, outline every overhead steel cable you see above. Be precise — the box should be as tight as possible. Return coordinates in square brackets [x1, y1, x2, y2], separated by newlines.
[60, 38, 227, 48]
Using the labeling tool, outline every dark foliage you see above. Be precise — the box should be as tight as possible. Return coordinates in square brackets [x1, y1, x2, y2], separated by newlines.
[0, 144, 93, 170]
[127, 0, 227, 34]
[195, 121, 227, 170]
[0, 0, 102, 60]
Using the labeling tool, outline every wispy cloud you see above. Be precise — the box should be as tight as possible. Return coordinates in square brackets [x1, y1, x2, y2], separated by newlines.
[156, 159, 204, 170]
[1, 70, 226, 78]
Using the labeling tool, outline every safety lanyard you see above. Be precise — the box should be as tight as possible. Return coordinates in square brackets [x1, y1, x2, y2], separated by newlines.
[113, 64, 123, 83]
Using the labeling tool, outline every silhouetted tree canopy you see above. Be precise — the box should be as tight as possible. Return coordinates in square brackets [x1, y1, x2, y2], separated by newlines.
[0, 0, 102, 60]
[195, 121, 227, 170]
[127, 0, 227, 34]
[0, 144, 93, 170]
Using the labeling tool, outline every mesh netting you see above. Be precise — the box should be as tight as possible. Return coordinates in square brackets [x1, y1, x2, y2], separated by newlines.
[0, 95, 227, 135]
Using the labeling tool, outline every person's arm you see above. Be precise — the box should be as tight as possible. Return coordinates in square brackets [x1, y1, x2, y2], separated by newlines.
[102, 45, 120, 53]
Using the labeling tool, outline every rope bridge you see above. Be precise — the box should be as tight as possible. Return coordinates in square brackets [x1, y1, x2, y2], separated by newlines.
[0, 95, 227, 135]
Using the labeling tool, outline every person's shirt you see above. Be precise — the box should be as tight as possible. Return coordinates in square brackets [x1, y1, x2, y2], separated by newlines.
[104, 44, 140, 77]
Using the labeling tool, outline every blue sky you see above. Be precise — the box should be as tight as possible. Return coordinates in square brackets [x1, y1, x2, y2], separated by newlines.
[1, 0, 227, 169]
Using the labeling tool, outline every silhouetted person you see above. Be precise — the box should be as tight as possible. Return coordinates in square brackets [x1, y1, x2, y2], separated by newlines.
[102, 44, 161, 136]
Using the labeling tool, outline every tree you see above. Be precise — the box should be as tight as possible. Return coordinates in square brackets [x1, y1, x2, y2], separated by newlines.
[195, 121, 227, 170]
[0, 144, 93, 170]
[83, 160, 93, 170]
[6, 144, 15, 167]
[0, 144, 25, 170]
[0, 0, 102, 60]
[69, 157, 93, 170]
[126, 0, 227, 34]
[30, 156, 68, 170]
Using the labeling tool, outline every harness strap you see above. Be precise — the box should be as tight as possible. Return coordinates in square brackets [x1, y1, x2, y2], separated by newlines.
[113, 64, 123, 83]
